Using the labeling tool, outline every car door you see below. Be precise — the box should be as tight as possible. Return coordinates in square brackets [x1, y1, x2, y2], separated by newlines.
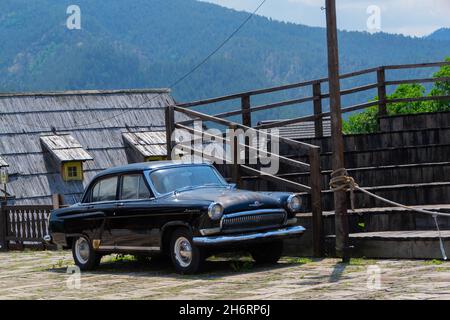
[84, 175, 119, 248]
[114, 173, 159, 249]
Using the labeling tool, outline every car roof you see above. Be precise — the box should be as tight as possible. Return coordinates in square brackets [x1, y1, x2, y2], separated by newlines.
[95, 161, 212, 178]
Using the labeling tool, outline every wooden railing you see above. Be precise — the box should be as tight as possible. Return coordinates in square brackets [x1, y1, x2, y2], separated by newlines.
[0, 205, 54, 251]
[177, 61, 450, 136]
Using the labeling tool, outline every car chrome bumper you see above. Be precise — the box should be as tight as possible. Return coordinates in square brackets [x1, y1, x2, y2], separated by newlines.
[193, 225, 305, 246]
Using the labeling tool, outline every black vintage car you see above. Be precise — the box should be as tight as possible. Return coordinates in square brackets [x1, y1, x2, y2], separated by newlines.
[46, 161, 305, 273]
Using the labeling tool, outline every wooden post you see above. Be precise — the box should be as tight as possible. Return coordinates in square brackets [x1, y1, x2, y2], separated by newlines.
[230, 124, 240, 186]
[309, 147, 323, 257]
[377, 67, 387, 117]
[165, 105, 175, 160]
[52, 194, 63, 209]
[325, 0, 349, 262]
[313, 82, 323, 138]
[241, 95, 252, 127]
[0, 201, 7, 251]
[241, 95, 252, 165]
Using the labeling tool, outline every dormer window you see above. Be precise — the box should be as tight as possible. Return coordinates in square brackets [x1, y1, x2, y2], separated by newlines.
[123, 131, 168, 163]
[62, 161, 83, 181]
[40, 134, 93, 182]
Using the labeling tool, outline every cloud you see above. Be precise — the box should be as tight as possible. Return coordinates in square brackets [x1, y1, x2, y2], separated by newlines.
[200, 0, 450, 36]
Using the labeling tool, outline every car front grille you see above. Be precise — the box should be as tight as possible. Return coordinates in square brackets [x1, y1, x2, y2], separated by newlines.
[221, 209, 287, 233]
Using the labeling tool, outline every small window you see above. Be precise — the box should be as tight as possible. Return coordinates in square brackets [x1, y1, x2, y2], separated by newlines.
[62, 161, 83, 181]
[120, 174, 151, 200]
[91, 176, 118, 202]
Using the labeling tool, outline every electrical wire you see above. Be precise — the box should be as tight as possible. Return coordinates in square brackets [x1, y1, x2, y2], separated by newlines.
[0, 0, 268, 131]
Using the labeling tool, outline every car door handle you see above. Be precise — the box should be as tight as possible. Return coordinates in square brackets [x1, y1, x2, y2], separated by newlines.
[116, 203, 125, 207]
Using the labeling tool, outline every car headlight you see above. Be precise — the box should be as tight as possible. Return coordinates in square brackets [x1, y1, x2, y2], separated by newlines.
[208, 202, 224, 220]
[287, 194, 302, 212]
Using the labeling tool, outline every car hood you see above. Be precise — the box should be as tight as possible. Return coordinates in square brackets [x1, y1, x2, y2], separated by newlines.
[166, 187, 283, 213]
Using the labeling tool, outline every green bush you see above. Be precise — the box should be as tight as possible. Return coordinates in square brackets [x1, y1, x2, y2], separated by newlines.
[343, 57, 450, 134]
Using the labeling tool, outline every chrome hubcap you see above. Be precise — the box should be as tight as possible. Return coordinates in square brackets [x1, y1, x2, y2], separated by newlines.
[75, 237, 90, 264]
[174, 237, 192, 267]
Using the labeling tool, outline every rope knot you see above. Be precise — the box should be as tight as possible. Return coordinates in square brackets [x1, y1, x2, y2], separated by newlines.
[329, 168, 358, 211]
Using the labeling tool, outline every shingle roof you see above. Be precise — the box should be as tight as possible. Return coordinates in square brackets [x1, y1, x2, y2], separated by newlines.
[259, 118, 332, 139]
[40, 134, 93, 163]
[122, 131, 167, 158]
[0, 156, 7, 167]
[0, 89, 178, 205]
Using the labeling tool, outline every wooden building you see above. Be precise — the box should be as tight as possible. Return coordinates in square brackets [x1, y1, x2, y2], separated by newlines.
[0, 89, 176, 205]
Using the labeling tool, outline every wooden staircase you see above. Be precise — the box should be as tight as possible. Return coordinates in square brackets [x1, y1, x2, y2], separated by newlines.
[272, 112, 450, 258]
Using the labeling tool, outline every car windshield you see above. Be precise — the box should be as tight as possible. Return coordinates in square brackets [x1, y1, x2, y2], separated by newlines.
[149, 165, 227, 195]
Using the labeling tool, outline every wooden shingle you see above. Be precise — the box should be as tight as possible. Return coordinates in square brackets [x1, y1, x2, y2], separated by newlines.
[40, 134, 93, 163]
[122, 131, 167, 157]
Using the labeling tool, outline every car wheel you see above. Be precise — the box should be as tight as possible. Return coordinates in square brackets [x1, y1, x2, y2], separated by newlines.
[250, 240, 283, 264]
[72, 236, 101, 271]
[170, 228, 204, 274]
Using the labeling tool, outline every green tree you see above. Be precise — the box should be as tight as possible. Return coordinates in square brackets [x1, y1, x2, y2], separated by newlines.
[343, 57, 450, 134]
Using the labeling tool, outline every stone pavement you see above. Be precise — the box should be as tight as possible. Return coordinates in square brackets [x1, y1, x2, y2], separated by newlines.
[0, 250, 449, 299]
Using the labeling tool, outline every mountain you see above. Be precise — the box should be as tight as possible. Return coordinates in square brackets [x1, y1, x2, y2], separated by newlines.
[427, 28, 450, 41]
[1, 0, 449, 121]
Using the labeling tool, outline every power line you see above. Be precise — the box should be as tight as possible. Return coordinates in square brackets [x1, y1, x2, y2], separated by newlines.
[2, 0, 268, 131]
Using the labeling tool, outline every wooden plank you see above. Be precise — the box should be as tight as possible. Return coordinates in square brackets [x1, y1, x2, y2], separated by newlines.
[384, 61, 450, 70]
[377, 67, 387, 116]
[240, 165, 311, 192]
[0, 204, 7, 251]
[165, 105, 175, 160]
[309, 147, 323, 257]
[387, 95, 450, 104]
[313, 82, 323, 138]
[385, 77, 450, 86]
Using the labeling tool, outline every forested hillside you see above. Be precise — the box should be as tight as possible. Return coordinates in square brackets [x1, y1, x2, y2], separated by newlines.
[1, 0, 449, 121]
[427, 28, 450, 41]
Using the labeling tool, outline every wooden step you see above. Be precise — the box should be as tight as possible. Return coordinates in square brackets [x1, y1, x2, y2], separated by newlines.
[305, 181, 450, 211]
[325, 230, 450, 259]
[283, 204, 450, 258]
[243, 162, 450, 189]
[290, 126, 450, 153]
[379, 111, 450, 132]
[295, 144, 450, 170]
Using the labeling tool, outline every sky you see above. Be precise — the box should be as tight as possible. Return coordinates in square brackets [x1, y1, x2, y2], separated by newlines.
[200, 0, 450, 37]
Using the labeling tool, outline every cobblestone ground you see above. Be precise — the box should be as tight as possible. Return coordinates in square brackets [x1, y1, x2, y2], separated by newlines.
[1, 250, 450, 300]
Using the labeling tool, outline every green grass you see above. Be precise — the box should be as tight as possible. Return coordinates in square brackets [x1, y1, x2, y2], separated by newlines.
[285, 257, 313, 265]
[424, 259, 444, 266]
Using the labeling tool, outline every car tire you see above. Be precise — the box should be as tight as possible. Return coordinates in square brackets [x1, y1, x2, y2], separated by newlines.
[72, 236, 101, 271]
[250, 240, 283, 264]
[170, 228, 204, 274]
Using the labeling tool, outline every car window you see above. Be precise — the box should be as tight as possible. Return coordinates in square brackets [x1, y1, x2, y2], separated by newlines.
[91, 176, 118, 202]
[149, 165, 226, 195]
[120, 174, 151, 200]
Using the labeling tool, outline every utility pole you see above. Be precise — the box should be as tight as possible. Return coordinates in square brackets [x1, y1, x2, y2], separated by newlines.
[325, 0, 349, 262]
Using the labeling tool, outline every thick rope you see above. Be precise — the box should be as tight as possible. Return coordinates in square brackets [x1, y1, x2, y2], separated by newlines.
[329, 168, 448, 260]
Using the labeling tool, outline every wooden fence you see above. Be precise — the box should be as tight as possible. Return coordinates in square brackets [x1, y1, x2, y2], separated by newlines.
[177, 61, 450, 136]
[0, 205, 55, 251]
